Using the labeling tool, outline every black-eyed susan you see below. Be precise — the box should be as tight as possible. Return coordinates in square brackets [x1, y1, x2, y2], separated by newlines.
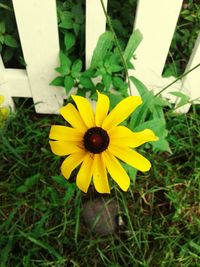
[49, 92, 158, 193]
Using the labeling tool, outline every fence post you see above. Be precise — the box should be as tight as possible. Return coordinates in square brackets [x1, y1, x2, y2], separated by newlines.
[12, 0, 65, 114]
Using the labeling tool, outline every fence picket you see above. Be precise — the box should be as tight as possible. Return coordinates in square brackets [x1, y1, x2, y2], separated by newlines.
[12, 0, 64, 114]
[130, 0, 183, 95]
[178, 33, 200, 112]
[85, 0, 108, 68]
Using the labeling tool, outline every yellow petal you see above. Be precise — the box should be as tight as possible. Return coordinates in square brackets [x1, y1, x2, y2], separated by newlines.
[76, 153, 94, 193]
[102, 96, 142, 130]
[49, 140, 83, 156]
[60, 103, 87, 133]
[61, 151, 86, 179]
[109, 144, 151, 172]
[49, 125, 83, 141]
[103, 151, 130, 191]
[95, 91, 110, 127]
[0, 95, 4, 105]
[93, 154, 110, 194]
[109, 126, 158, 148]
[72, 95, 95, 128]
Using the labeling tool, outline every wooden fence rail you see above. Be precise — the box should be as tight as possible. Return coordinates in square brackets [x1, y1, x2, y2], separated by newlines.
[0, 0, 199, 114]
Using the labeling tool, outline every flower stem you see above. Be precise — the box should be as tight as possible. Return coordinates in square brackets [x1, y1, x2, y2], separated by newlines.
[155, 62, 200, 97]
[100, 0, 132, 95]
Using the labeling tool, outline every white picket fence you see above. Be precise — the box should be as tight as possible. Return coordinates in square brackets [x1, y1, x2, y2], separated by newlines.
[0, 0, 199, 114]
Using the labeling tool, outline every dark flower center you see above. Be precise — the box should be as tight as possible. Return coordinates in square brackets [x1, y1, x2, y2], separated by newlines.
[83, 127, 109, 154]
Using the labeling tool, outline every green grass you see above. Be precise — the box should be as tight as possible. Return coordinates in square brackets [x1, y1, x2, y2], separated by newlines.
[0, 100, 200, 267]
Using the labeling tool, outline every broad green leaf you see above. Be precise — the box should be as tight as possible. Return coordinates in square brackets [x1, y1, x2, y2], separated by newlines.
[134, 118, 166, 135]
[59, 11, 73, 29]
[59, 51, 71, 68]
[81, 68, 96, 78]
[4, 35, 18, 47]
[64, 75, 74, 93]
[71, 59, 82, 78]
[79, 76, 94, 89]
[130, 75, 149, 96]
[16, 185, 27, 193]
[55, 66, 70, 76]
[64, 32, 75, 50]
[50, 76, 64, 86]
[59, 21, 73, 29]
[129, 76, 155, 128]
[123, 29, 143, 62]
[112, 76, 124, 89]
[102, 74, 112, 90]
[90, 31, 114, 68]
[109, 64, 123, 73]
[152, 137, 171, 153]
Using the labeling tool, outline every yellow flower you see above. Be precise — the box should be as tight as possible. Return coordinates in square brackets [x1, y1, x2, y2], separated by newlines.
[49, 92, 158, 193]
[0, 95, 9, 126]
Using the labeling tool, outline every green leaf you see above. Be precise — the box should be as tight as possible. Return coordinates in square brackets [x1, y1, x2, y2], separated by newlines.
[129, 76, 155, 128]
[90, 31, 114, 68]
[52, 175, 68, 188]
[59, 11, 73, 29]
[73, 23, 80, 36]
[123, 29, 143, 62]
[112, 76, 124, 89]
[4, 35, 18, 48]
[16, 174, 40, 193]
[64, 75, 74, 93]
[109, 64, 123, 73]
[55, 66, 70, 76]
[16, 185, 27, 193]
[102, 74, 112, 90]
[71, 59, 82, 78]
[0, 22, 5, 34]
[0, 35, 4, 44]
[79, 76, 95, 90]
[81, 68, 96, 78]
[59, 51, 71, 69]
[152, 137, 171, 153]
[134, 118, 165, 135]
[169, 91, 190, 108]
[64, 32, 75, 50]
[50, 76, 64, 86]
